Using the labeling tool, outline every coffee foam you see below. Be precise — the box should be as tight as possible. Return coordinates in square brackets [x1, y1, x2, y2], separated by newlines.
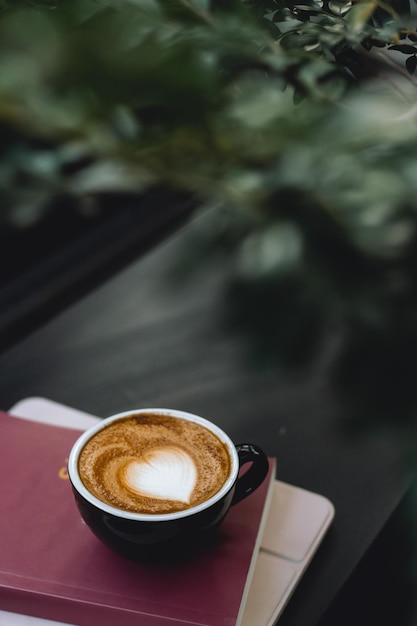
[78, 413, 232, 514]
[124, 447, 197, 504]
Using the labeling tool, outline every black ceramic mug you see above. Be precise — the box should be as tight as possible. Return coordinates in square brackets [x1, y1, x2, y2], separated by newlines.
[68, 408, 269, 561]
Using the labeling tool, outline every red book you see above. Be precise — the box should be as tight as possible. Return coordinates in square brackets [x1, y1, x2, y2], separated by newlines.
[0, 411, 275, 626]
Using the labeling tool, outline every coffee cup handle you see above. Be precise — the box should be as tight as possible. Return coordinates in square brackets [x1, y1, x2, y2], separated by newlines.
[231, 443, 270, 505]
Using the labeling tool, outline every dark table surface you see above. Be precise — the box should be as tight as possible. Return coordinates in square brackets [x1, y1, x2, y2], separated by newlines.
[0, 216, 412, 626]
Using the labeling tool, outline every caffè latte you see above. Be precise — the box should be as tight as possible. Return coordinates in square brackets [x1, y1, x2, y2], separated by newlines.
[78, 412, 232, 514]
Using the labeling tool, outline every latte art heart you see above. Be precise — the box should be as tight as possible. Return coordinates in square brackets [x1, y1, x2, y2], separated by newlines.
[78, 413, 232, 514]
[124, 448, 197, 504]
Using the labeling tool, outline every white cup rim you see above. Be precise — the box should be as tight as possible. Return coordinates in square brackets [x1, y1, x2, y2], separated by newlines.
[68, 408, 240, 522]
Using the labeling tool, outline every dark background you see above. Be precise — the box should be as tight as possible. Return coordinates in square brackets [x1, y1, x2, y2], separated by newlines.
[0, 190, 193, 352]
[0, 206, 415, 626]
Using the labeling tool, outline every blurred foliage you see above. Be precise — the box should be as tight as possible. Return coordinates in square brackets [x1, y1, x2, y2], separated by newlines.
[1, 0, 417, 433]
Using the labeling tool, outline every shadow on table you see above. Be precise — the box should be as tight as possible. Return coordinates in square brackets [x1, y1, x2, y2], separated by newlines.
[0, 189, 193, 353]
[319, 489, 417, 626]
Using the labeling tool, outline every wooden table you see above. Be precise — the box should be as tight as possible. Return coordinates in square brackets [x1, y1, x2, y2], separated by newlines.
[0, 216, 410, 626]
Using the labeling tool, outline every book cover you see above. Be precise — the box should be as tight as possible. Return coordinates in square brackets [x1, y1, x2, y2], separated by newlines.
[0, 410, 276, 626]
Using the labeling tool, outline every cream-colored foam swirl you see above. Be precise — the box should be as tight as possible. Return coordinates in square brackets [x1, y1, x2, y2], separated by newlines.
[78, 413, 231, 514]
[123, 447, 197, 503]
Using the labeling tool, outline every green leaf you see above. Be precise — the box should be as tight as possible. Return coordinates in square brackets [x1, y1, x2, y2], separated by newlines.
[389, 43, 417, 53]
[406, 54, 417, 73]
[347, 0, 377, 33]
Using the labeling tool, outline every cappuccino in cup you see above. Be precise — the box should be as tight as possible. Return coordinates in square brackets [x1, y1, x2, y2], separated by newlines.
[78, 412, 232, 515]
[68, 408, 269, 560]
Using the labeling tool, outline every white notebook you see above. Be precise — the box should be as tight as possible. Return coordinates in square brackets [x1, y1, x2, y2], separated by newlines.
[0, 397, 335, 626]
